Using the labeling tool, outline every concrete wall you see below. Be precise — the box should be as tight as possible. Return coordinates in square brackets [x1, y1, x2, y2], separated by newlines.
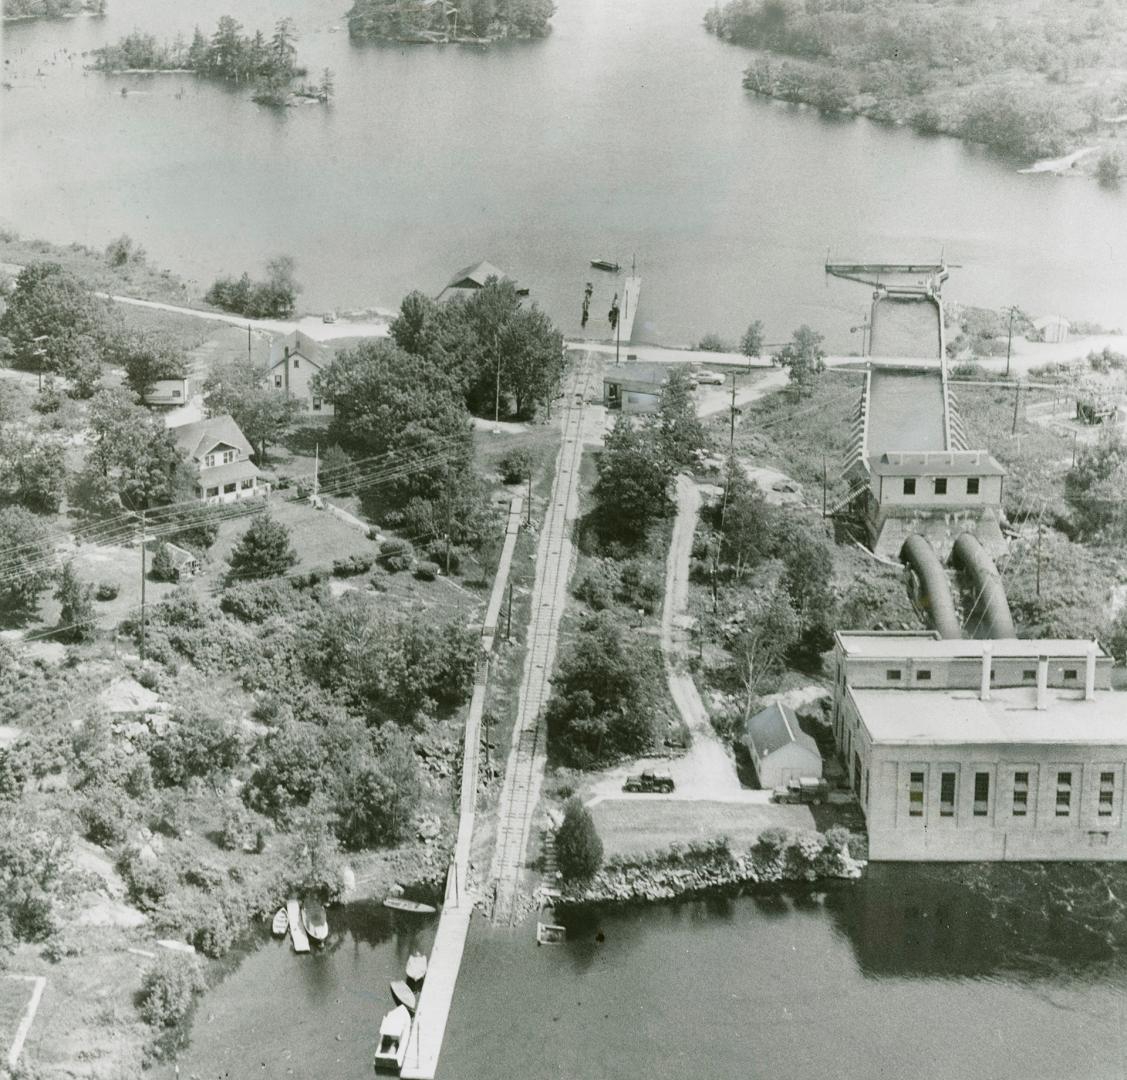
[869, 509, 1007, 561]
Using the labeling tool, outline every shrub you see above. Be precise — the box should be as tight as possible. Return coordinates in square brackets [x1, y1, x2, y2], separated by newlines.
[137, 953, 206, 1028]
[150, 542, 178, 583]
[95, 581, 119, 601]
[618, 559, 662, 614]
[754, 826, 790, 861]
[413, 560, 440, 581]
[426, 540, 461, 575]
[555, 798, 603, 881]
[572, 558, 620, 610]
[379, 537, 414, 572]
[149, 711, 243, 789]
[218, 802, 252, 852]
[78, 786, 132, 846]
[332, 729, 422, 849]
[498, 446, 534, 485]
[696, 332, 729, 352]
[332, 553, 374, 577]
[117, 848, 178, 912]
[227, 513, 298, 581]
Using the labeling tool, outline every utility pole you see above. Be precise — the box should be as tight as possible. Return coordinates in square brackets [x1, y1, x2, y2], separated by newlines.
[493, 331, 501, 433]
[728, 375, 737, 453]
[1005, 306, 1016, 378]
[445, 532, 452, 575]
[506, 582, 513, 641]
[32, 335, 48, 392]
[822, 455, 828, 518]
[138, 509, 146, 663]
[615, 295, 621, 366]
[1011, 382, 1021, 435]
[526, 472, 532, 526]
[1035, 519, 1043, 598]
[247, 322, 252, 364]
[313, 442, 319, 498]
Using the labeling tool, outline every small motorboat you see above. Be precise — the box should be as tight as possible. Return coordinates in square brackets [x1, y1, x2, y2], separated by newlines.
[537, 921, 566, 945]
[373, 1004, 411, 1072]
[390, 979, 416, 1013]
[383, 896, 436, 915]
[301, 900, 329, 943]
[271, 908, 288, 937]
[405, 952, 427, 986]
[590, 259, 620, 272]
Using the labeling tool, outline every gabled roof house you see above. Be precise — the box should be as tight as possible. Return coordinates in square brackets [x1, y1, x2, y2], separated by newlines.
[169, 414, 269, 505]
[264, 330, 333, 415]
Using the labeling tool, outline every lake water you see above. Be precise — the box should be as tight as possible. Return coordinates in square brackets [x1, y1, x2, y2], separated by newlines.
[3, 0, 1127, 349]
[162, 865, 1127, 1080]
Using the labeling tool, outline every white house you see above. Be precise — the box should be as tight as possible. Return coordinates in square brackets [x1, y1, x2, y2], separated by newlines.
[265, 330, 333, 416]
[1032, 314, 1071, 344]
[169, 414, 269, 505]
[743, 702, 823, 789]
[143, 378, 194, 409]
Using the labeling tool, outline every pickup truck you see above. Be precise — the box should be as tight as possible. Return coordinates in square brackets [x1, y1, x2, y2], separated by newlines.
[623, 769, 675, 794]
[771, 777, 829, 805]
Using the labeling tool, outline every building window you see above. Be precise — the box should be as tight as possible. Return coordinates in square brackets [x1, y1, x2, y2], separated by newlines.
[886, 669, 902, 681]
[293, 357, 299, 368]
[206, 486, 219, 498]
[1056, 771, 1072, 816]
[916, 669, 932, 681]
[1022, 669, 1036, 681]
[940, 772, 956, 817]
[274, 375, 283, 388]
[903, 478, 916, 496]
[967, 477, 980, 495]
[934, 477, 947, 495]
[172, 389, 181, 398]
[864, 768, 869, 805]
[240, 478, 255, 490]
[1013, 771, 1029, 816]
[1064, 669, 1077, 681]
[973, 773, 990, 816]
[312, 398, 322, 411]
[1099, 771, 1115, 817]
[223, 482, 237, 494]
[909, 771, 925, 817]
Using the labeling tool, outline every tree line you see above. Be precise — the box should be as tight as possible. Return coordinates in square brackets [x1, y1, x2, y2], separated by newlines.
[347, 0, 555, 42]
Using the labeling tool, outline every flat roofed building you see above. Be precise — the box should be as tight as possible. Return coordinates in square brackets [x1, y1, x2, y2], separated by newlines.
[602, 363, 676, 414]
[832, 632, 1127, 861]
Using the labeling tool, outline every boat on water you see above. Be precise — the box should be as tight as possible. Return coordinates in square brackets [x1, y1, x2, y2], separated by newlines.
[383, 896, 436, 915]
[301, 900, 329, 943]
[271, 909, 288, 937]
[390, 979, 416, 1013]
[405, 952, 428, 986]
[373, 1005, 411, 1072]
[537, 921, 566, 945]
[590, 259, 620, 272]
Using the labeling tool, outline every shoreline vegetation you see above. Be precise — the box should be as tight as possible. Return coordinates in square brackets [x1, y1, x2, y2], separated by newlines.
[2, 0, 103, 22]
[704, 0, 1127, 183]
[90, 18, 334, 107]
[346, 0, 554, 44]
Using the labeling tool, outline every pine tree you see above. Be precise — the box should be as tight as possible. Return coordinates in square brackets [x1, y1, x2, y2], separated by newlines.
[55, 561, 96, 643]
[227, 513, 298, 581]
[555, 797, 603, 882]
[150, 540, 177, 582]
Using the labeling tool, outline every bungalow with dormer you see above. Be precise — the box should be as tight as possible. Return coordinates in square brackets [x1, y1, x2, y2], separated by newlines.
[265, 330, 334, 416]
[169, 414, 269, 505]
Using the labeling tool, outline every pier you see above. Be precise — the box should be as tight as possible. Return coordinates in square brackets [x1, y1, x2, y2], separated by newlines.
[400, 497, 525, 1080]
[286, 899, 309, 953]
[617, 275, 641, 346]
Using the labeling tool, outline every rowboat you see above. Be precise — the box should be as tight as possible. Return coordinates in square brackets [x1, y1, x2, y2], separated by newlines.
[301, 900, 329, 943]
[383, 896, 436, 915]
[390, 979, 416, 1013]
[271, 908, 288, 937]
[590, 259, 620, 272]
[373, 1005, 411, 1072]
[405, 952, 427, 986]
[537, 921, 566, 945]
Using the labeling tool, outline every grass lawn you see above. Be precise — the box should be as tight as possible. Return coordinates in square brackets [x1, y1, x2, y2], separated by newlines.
[589, 798, 815, 859]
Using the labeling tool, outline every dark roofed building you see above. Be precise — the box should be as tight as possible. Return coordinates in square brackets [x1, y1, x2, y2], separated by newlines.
[436, 260, 526, 303]
[743, 702, 823, 789]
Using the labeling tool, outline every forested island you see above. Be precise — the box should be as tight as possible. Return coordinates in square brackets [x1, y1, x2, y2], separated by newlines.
[3, 0, 103, 21]
[346, 0, 554, 44]
[705, 0, 1127, 179]
[91, 17, 333, 107]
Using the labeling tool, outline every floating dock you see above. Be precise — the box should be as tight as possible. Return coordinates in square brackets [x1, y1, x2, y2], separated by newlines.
[286, 899, 309, 953]
[617, 275, 641, 345]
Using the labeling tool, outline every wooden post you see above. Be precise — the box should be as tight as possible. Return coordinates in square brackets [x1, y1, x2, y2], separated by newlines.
[1035, 519, 1043, 598]
[1005, 306, 1015, 378]
[822, 455, 828, 518]
[729, 376, 736, 452]
[139, 510, 146, 663]
[1011, 382, 1021, 435]
[526, 472, 532, 526]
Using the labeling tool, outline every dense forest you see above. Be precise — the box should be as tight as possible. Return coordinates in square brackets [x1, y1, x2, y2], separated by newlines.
[3, 0, 103, 19]
[346, 0, 555, 43]
[705, 0, 1127, 164]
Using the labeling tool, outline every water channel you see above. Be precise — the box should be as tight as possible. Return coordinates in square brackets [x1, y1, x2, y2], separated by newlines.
[3, 0, 1126, 348]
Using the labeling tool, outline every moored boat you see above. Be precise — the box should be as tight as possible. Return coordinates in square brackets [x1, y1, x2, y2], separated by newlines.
[590, 258, 620, 272]
[301, 899, 329, 942]
[390, 979, 416, 1013]
[373, 1004, 411, 1072]
[383, 896, 436, 915]
[271, 908, 288, 937]
[405, 952, 427, 986]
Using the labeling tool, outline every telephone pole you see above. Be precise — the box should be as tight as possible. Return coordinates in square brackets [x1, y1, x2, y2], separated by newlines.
[728, 375, 737, 452]
[1035, 519, 1043, 597]
[138, 509, 147, 663]
[526, 472, 532, 526]
[822, 455, 828, 518]
[493, 331, 501, 433]
[1011, 382, 1022, 435]
[1005, 306, 1016, 378]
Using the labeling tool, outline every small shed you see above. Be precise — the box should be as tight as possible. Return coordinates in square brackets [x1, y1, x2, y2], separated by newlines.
[602, 363, 670, 414]
[743, 702, 822, 789]
[99, 677, 164, 718]
[1032, 314, 1070, 344]
[157, 542, 200, 582]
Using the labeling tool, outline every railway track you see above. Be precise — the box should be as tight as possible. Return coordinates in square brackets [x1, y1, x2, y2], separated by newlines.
[488, 353, 594, 925]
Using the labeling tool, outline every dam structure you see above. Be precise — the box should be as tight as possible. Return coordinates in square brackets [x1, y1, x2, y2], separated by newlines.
[828, 260, 1014, 639]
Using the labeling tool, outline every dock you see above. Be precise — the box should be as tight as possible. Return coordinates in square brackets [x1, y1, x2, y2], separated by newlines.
[617, 275, 641, 346]
[286, 899, 309, 953]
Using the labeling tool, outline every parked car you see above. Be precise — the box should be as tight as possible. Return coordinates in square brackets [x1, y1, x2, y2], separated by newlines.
[695, 370, 725, 385]
[623, 769, 675, 793]
[772, 777, 829, 805]
[322, 311, 336, 323]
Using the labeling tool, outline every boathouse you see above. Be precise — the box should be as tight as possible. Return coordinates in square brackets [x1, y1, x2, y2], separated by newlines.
[743, 702, 823, 790]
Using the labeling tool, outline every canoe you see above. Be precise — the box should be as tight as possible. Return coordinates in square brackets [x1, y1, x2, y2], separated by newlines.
[590, 259, 620, 272]
[383, 896, 436, 915]
[271, 908, 288, 937]
[373, 1004, 411, 1072]
[405, 952, 427, 985]
[390, 979, 416, 1013]
[301, 899, 329, 942]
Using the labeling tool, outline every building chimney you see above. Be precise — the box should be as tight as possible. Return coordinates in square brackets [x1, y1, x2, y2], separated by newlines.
[1036, 656, 1049, 710]
[980, 643, 992, 700]
[1085, 641, 1098, 701]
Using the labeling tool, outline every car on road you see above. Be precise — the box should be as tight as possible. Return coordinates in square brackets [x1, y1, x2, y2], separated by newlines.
[694, 370, 725, 385]
[623, 769, 675, 793]
[772, 777, 829, 805]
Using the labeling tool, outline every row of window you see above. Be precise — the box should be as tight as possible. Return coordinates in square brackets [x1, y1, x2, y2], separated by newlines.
[203, 448, 239, 468]
[885, 666, 1081, 682]
[901, 477, 980, 496]
[204, 478, 256, 498]
[909, 769, 1116, 819]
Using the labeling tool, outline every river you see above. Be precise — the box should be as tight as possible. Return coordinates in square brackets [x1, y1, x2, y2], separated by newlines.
[3, 0, 1127, 349]
[160, 864, 1127, 1079]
